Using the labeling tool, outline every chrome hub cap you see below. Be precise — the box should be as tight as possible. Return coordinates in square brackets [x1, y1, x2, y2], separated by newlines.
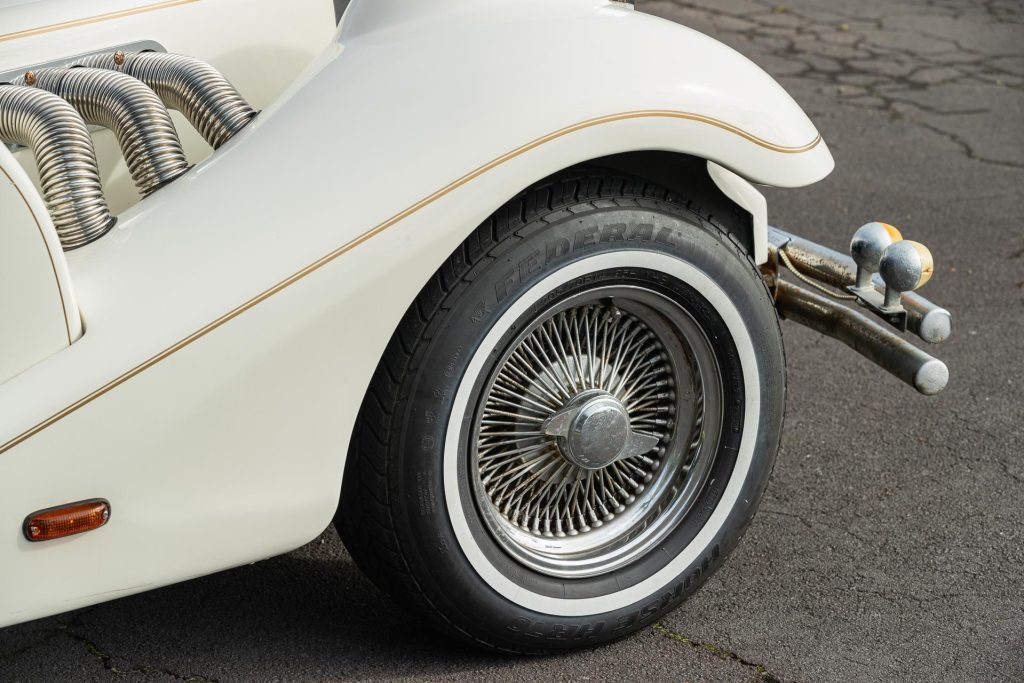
[543, 390, 660, 470]
[469, 286, 723, 579]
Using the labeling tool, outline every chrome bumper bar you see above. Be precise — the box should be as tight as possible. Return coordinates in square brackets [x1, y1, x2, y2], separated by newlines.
[765, 226, 952, 395]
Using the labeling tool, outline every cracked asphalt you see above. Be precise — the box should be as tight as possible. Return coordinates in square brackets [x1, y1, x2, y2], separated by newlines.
[2, 1, 1022, 681]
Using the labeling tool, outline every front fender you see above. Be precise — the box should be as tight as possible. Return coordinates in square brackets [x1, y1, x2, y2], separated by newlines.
[335, 0, 833, 189]
[0, 0, 834, 626]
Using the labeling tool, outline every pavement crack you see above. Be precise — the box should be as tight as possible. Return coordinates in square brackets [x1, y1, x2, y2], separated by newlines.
[760, 507, 873, 546]
[63, 627, 218, 682]
[1008, 235, 1024, 259]
[916, 121, 1024, 170]
[0, 626, 66, 661]
[652, 622, 785, 682]
[995, 459, 1024, 485]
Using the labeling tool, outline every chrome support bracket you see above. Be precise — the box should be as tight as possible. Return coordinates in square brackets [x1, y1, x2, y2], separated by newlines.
[847, 284, 909, 332]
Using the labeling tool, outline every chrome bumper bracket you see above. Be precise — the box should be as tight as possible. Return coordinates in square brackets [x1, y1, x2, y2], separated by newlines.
[766, 225, 952, 395]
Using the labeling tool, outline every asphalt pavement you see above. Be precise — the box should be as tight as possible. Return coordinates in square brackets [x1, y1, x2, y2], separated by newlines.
[2, 1, 1022, 681]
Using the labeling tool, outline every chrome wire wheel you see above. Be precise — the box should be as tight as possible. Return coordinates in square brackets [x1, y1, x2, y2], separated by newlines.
[469, 285, 724, 579]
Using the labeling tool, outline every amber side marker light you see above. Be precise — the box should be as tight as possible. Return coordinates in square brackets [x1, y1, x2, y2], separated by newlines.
[23, 499, 110, 542]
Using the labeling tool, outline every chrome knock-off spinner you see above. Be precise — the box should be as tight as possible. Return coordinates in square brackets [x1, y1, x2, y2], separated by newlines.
[543, 390, 660, 471]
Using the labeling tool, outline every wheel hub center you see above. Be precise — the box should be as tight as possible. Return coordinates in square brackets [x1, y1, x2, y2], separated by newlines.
[543, 390, 658, 470]
[566, 394, 630, 469]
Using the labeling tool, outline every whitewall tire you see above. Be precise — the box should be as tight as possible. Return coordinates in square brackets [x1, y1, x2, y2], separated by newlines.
[336, 169, 785, 653]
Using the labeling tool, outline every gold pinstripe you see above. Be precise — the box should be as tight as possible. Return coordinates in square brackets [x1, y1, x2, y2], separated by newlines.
[0, 0, 200, 43]
[0, 110, 821, 455]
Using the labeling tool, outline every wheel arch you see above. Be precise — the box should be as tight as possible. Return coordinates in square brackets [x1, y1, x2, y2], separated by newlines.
[338, 154, 761, 515]
[325, 0, 830, 268]
[571, 151, 757, 258]
[332, 0, 835, 192]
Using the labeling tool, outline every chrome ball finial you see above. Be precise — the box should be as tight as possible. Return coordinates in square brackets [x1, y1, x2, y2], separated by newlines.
[879, 240, 934, 308]
[850, 222, 903, 290]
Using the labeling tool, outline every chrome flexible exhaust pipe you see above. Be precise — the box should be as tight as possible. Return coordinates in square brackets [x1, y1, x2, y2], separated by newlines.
[24, 67, 189, 195]
[79, 51, 256, 149]
[775, 280, 948, 395]
[0, 83, 115, 250]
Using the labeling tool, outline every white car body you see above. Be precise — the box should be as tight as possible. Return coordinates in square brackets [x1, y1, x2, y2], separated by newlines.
[0, 0, 833, 627]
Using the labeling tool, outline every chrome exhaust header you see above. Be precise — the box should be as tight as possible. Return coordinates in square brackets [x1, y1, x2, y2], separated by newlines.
[0, 84, 115, 250]
[23, 67, 189, 196]
[78, 51, 256, 149]
[1, 43, 257, 251]
[766, 224, 952, 395]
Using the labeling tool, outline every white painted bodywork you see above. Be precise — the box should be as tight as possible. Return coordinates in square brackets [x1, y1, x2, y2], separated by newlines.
[0, 0, 832, 627]
[708, 161, 770, 264]
[0, 145, 81, 384]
